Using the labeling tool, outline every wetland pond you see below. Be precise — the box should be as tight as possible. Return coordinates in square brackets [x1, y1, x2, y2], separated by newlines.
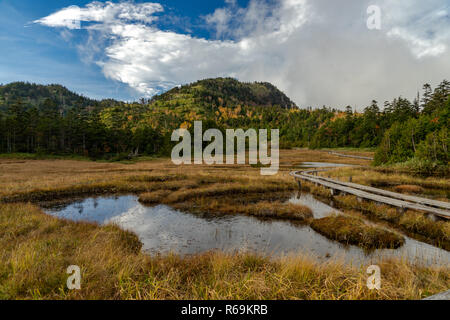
[45, 193, 449, 267]
[297, 162, 356, 168]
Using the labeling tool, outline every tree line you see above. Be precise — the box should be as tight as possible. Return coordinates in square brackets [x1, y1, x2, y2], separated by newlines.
[0, 79, 448, 171]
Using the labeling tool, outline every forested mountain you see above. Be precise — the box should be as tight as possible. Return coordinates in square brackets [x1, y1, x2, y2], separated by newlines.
[0, 78, 448, 173]
[151, 78, 297, 110]
[0, 82, 100, 112]
[0, 78, 297, 158]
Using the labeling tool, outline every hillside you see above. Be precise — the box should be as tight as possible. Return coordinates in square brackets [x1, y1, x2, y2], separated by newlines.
[0, 78, 448, 173]
[0, 79, 296, 115]
[150, 78, 297, 111]
[0, 82, 118, 113]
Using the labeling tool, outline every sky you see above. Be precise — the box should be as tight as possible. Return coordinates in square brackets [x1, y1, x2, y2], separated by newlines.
[1, 0, 449, 109]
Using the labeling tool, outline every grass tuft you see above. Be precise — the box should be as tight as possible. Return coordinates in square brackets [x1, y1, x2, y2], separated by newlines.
[311, 214, 405, 249]
[1, 203, 448, 300]
[394, 185, 425, 194]
[303, 181, 450, 250]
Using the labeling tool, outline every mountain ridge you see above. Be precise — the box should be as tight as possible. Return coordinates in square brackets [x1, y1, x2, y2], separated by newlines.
[0, 78, 298, 113]
[0, 82, 100, 112]
[150, 78, 297, 110]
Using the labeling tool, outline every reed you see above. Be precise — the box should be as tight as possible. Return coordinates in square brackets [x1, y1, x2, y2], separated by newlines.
[311, 214, 405, 249]
[394, 185, 425, 194]
[1, 149, 449, 300]
[1, 203, 448, 300]
[302, 181, 450, 250]
[322, 167, 450, 190]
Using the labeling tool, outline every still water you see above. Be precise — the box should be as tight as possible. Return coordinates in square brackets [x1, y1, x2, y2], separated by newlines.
[45, 195, 449, 266]
[297, 162, 355, 168]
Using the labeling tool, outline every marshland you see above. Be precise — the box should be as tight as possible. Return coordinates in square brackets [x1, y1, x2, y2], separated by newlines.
[1, 149, 449, 300]
[2, 0, 450, 303]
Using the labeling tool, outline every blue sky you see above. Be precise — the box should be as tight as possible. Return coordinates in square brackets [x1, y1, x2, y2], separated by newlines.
[1, 0, 124, 99]
[0, 0, 250, 101]
[1, 0, 449, 108]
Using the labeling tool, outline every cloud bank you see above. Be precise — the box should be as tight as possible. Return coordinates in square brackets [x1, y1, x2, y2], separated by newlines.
[35, 0, 450, 109]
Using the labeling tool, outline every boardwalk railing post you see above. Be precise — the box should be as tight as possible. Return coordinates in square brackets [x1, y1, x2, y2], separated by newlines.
[397, 207, 406, 214]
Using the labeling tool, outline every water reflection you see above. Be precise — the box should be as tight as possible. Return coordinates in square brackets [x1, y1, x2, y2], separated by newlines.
[45, 195, 450, 266]
[289, 193, 340, 218]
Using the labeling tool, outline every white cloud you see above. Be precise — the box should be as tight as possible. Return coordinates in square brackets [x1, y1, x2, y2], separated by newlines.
[381, 0, 450, 58]
[36, 0, 309, 97]
[35, 0, 450, 109]
[204, 7, 232, 38]
[387, 27, 446, 58]
[35, 1, 163, 29]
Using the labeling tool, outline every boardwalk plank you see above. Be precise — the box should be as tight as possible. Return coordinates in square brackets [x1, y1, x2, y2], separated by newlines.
[314, 175, 450, 210]
[291, 171, 450, 220]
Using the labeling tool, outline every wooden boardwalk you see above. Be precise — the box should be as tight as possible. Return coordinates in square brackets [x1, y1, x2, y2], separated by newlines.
[291, 170, 450, 220]
[423, 289, 450, 300]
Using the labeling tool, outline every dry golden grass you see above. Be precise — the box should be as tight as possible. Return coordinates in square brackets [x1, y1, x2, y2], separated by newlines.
[138, 179, 311, 221]
[0, 157, 297, 203]
[0, 148, 371, 202]
[139, 190, 168, 205]
[1, 149, 449, 300]
[279, 149, 372, 167]
[163, 182, 293, 203]
[302, 181, 450, 250]
[394, 185, 425, 194]
[1, 203, 448, 300]
[0, 203, 143, 299]
[177, 198, 313, 221]
[323, 167, 450, 191]
[311, 214, 405, 250]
